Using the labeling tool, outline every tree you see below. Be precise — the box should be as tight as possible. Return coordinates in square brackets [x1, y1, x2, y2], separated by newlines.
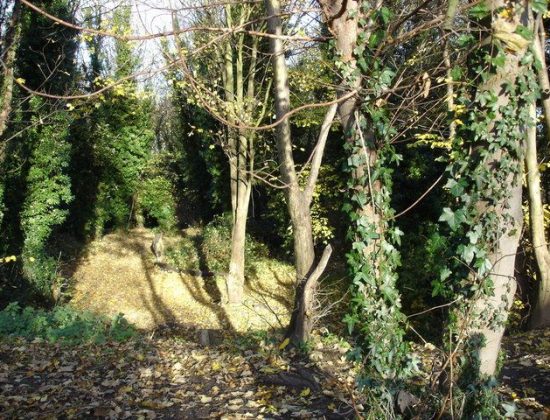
[0, 0, 21, 140]
[440, 0, 531, 383]
[264, 0, 336, 343]
[529, 15, 550, 329]
[14, 0, 78, 300]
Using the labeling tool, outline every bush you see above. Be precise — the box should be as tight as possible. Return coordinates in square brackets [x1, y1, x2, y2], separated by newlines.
[201, 213, 269, 273]
[0, 303, 135, 344]
[166, 236, 200, 272]
[138, 176, 177, 231]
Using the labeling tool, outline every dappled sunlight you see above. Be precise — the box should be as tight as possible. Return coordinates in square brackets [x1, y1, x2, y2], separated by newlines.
[71, 228, 296, 332]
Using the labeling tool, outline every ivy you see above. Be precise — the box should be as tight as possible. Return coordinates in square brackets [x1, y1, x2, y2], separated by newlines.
[21, 98, 74, 299]
[341, 1, 416, 395]
[436, 10, 541, 413]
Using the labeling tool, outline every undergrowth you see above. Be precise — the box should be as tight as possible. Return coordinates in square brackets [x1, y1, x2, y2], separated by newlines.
[0, 303, 135, 344]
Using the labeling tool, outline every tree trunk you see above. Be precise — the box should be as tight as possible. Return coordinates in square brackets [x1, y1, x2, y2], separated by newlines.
[472, 179, 523, 376]
[226, 162, 252, 304]
[265, 0, 335, 343]
[534, 19, 550, 139]
[0, 0, 21, 141]
[265, 0, 315, 281]
[468, 0, 527, 376]
[529, 19, 550, 328]
[286, 245, 332, 343]
[527, 100, 550, 328]
[289, 191, 315, 281]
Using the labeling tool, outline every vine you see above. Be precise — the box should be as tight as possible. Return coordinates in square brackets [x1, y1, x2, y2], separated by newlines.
[341, 3, 416, 394]
[435, 2, 542, 414]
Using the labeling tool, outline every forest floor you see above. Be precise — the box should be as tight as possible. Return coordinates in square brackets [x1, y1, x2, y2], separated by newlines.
[0, 228, 548, 418]
[0, 327, 548, 419]
[67, 228, 299, 332]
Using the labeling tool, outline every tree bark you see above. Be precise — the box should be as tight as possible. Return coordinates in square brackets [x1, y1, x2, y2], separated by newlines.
[0, 0, 21, 141]
[468, 0, 527, 376]
[265, 0, 336, 342]
[534, 19, 550, 139]
[222, 4, 259, 304]
[286, 245, 332, 343]
[527, 100, 550, 328]
[527, 18, 550, 328]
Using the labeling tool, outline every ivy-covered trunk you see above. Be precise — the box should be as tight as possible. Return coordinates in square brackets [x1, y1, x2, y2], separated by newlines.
[21, 105, 73, 299]
[440, 0, 532, 383]
[468, 0, 529, 377]
[319, 0, 411, 388]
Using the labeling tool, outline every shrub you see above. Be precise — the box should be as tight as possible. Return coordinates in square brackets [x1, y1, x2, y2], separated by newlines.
[0, 303, 135, 344]
[166, 236, 200, 272]
[201, 213, 269, 273]
[137, 176, 177, 231]
[20, 101, 73, 298]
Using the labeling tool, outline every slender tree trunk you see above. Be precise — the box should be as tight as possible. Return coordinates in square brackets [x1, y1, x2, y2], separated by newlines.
[265, 0, 315, 280]
[223, 4, 259, 304]
[265, 0, 336, 342]
[534, 19, 550, 138]
[0, 0, 21, 141]
[226, 130, 253, 304]
[527, 100, 550, 328]
[226, 171, 252, 304]
[528, 19, 550, 328]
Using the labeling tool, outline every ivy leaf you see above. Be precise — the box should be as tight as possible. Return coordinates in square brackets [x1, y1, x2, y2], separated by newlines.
[466, 225, 481, 244]
[378, 7, 391, 25]
[456, 34, 475, 48]
[439, 207, 459, 231]
[440, 267, 452, 281]
[532, 0, 548, 14]
[451, 66, 463, 81]
[469, 4, 490, 19]
[460, 244, 476, 265]
[514, 25, 534, 41]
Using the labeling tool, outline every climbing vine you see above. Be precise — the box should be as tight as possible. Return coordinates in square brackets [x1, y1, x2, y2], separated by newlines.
[435, 2, 543, 414]
[341, 4, 415, 393]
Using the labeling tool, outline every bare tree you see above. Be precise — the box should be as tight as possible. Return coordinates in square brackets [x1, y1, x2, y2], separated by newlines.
[264, 0, 337, 344]
[529, 16, 550, 329]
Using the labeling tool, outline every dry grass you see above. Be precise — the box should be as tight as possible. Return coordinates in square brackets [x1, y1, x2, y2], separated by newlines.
[70, 228, 296, 332]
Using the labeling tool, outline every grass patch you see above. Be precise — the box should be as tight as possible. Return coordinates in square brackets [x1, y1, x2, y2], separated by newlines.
[0, 302, 136, 344]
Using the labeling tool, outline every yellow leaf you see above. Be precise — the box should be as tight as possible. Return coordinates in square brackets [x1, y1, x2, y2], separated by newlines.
[211, 361, 222, 371]
[15, 78, 26, 85]
[300, 387, 311, 397]
[278, 337, 290, 350]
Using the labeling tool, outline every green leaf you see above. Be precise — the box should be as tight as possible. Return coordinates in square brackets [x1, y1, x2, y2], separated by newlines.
[532, 0, 548, 13]
[440, 267, 452, 281]
[514, 25, 534, 41]
[451, 66, 462, 81]
[439, 207, 459, 231]
[378, 7, 392, 25]
[469, 4, 490, 19]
